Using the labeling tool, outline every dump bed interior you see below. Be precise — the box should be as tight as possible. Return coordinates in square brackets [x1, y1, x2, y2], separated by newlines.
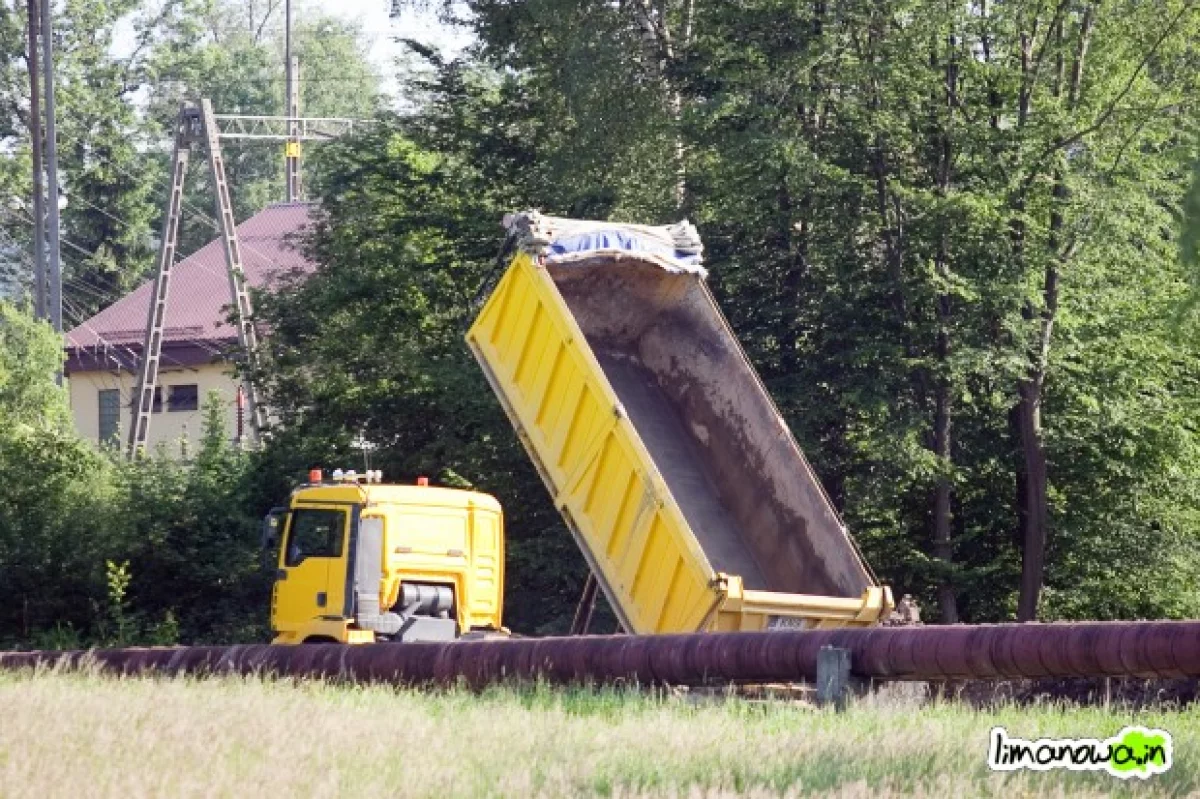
[548, 254, 873, 598]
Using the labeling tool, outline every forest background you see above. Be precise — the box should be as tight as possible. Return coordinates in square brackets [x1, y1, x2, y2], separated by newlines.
[4, 0, 1200, 645]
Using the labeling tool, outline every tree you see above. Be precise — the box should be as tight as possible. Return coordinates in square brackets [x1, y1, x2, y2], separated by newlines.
[0, 1, 160, 315]
[0, 301, 69, 430]
[0, 0, 385, 315]
[0, 303, 119, 644]
[415, 0, 1200, 623]
[113, 392, 269, 643]
[0, 314, 274, 646]
[965, 0, 1200, 619]
[439, 0, 681, 221]
[54, 0, 162, 313]
[0, 0, 384, 647]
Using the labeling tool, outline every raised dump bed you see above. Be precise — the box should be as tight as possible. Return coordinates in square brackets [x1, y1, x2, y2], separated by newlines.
[467, 232, 891, 634]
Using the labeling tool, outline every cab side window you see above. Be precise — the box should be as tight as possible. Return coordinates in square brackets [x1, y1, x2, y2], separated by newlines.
[285, 509, 346, 566]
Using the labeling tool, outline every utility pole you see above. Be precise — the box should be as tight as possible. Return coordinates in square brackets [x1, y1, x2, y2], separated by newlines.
[285, 0, 291, 73]
[26, 0, 45, 320]
[41, 0, 62, 336]
[284, 0, 300, 202]
[286, 57, 300, 201]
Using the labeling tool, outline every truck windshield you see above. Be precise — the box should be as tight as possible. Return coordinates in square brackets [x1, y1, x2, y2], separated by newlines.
[285, 509, 346, 566]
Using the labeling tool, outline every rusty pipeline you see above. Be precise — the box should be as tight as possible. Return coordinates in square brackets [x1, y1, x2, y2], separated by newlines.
[1, 621, 1199, 688]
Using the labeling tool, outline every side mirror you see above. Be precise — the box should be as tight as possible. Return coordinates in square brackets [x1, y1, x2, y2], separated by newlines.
[261, 507, 288, 554]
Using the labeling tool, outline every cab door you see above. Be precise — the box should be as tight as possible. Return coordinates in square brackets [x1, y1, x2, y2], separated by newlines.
[273, 505, 352, 635]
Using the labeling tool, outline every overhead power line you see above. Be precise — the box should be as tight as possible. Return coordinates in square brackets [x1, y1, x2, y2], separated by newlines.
[152, 75, 377, 86]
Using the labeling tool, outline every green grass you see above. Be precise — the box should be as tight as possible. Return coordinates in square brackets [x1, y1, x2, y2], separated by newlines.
[0, 670, 1197, 797]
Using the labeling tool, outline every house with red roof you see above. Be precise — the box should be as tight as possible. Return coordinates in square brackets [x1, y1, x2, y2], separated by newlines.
[64, 202, 317, 453]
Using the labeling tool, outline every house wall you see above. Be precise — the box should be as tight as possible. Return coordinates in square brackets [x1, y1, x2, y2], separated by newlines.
[67, 362, 247, 456]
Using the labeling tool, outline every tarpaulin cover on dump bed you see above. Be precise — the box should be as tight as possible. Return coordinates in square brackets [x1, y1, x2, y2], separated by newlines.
[503, 210, 705, 269]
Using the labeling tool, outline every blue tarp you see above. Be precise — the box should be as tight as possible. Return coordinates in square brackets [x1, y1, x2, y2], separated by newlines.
[504, 210, 706, 273]
[548, 229, 702, 266]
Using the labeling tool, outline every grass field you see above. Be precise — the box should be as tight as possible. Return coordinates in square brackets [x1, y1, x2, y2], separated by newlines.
[0, 669, 1196, 798]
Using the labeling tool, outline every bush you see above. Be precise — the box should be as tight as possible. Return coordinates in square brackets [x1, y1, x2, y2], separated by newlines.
[0, 314, 275, 647]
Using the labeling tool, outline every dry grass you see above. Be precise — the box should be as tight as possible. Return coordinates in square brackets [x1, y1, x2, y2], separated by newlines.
[0, 669, 1196, 798]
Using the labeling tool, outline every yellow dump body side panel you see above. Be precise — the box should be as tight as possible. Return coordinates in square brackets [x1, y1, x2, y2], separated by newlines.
[468, 255, 715, 634]
[468, 253, 890, 633]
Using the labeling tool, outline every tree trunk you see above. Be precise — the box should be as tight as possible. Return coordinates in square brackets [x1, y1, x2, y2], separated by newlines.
[931, 30, 959, 624]
[1015, 168, 1062, 622]
[775, 0, 823, 374]
[775, 174, 810, 375]
[1015, 379, 1049, 621]
[933, 371, 957, 622]
[626, 0, 689, 209]
[1013, 4, 1091, 621]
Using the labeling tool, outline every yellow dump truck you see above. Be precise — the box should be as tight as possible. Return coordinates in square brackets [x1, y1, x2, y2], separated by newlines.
[264, 472, 504, 644]
[265, 214, 889, 644]
[466, 213, 892, 634]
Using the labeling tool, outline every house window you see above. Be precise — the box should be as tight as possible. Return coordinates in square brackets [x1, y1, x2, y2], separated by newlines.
[168, 384, 199, 412]
[151, 386, 163, 413]
[98, 389, 120, 444]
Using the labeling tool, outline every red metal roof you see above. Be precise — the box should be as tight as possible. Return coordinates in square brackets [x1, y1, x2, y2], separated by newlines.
[65, 203, 317, 353]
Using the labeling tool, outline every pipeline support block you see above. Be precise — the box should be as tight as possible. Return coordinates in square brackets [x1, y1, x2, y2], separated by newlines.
[816, 645, 853, 710]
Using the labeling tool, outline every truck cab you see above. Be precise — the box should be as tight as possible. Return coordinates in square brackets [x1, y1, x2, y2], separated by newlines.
[263, 471, 504, 644]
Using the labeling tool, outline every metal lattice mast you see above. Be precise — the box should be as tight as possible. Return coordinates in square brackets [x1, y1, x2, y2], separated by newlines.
[210, 115, 366, 140]
[126, 100, 365, 456]
[128, 105, 196, 458]
[200, 99, 269, 438]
